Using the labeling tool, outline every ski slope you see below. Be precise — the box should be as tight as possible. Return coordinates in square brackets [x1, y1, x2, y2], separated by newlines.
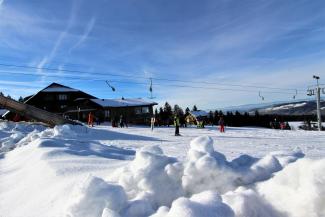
[0, 121, 325, 217]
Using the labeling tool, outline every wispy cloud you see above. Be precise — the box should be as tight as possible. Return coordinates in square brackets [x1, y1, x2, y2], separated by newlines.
[36, 1, 78, 68]
[69, 16, 96, 52]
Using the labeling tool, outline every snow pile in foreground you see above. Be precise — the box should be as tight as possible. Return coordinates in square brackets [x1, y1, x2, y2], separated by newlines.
[0, 121, 46, 153]
[65, 135, 325, 217]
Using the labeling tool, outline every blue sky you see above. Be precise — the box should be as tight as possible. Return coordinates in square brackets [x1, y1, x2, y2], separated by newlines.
[0, 0, 325, 109]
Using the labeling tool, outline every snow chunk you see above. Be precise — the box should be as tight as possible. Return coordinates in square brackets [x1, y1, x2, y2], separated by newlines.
[189, 136, 214, 154]
[111, 145, 183, 209]
[223, 187, 285, 217]
[150, 191, 234, 217]
[66, 176, 127, 217]
[257, 158, 325, 217]
[183, 136, 303, 195]
[101, 208, 121, 217]
[121, 199, 155, 217]
[0, 122, 46, 152]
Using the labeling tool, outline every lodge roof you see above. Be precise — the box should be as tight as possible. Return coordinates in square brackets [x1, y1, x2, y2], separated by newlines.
[89, 98, 158, 108]
[41, 83, 80, 92]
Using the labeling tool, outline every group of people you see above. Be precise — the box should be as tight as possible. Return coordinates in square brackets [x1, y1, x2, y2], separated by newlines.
[111, 115, 128, 128]
[170, 115, 225, 136]
[270, 119, 291, 130]
[88, 112, 226, 135]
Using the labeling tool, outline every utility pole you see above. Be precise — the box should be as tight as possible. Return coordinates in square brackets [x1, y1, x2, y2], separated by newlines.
[313, 75, 322, 131]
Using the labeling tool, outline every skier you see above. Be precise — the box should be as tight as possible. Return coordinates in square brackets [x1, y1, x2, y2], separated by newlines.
[174, 115, 181, 136]
[151, 116, 155, 131]
[88, 112, 94, 127]
[218, 116, 225, 133]
[119, 115, 124, 128]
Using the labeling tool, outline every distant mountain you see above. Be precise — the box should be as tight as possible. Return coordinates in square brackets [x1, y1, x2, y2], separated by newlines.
[220, 102, 285, 113]
[250, 100, 325, 115]
[215, 98, 324, 116]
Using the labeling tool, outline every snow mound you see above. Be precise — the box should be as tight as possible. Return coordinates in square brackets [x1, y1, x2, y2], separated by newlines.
[66, 136, 309, 217]
[223, 187, 285, 217]
[66, 176, 128, 217]
[111, 145, 184, 208]
[183, 136, 300, 195]
[257, 158, 325, 217]
[0, 121, 46, 152]
[150, 191, 234, 217]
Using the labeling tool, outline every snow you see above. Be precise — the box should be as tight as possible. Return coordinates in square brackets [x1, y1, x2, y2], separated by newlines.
[66, 176, 128, 217]
[41, 87, 80, 92]
[150, 191, 235, 217]
[1, 121, 325, 217]
[265, 102, 307, 111]
[90, 98, 157, 108]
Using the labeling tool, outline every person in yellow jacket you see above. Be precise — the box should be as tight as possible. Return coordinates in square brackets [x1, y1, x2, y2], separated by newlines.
[174, 115, 181, 136]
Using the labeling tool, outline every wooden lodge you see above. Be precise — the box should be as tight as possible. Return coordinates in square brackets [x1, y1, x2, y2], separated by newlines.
[3, 83, 157, 125]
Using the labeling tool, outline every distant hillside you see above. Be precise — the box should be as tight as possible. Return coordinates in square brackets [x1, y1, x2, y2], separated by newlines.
[250, 100, 325, 115]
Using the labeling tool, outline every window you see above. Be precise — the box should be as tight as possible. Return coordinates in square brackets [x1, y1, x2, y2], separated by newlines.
[142, 107, 149, 113]
[105, 110, 110, 118]
[134, 107, 149, 114]
[58, 94, 68, 101]
[135, 107, 142, 114]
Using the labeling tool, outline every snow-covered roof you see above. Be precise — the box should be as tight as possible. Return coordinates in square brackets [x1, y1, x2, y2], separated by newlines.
[190, 110, 209, 117]
[90, 98, 157, 108]
[41, 87, 80, 93]
[40, 83, 80, 93]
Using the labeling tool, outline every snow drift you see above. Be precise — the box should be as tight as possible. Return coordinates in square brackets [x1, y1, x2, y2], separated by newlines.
[1, 122, 324, 217]
[64, 134, 324, 217]
[0, 121, 46, 153]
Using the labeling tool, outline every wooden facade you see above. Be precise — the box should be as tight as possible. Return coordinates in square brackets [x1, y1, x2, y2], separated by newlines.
[4, 83, 157, 125]
[72, 98, 157, 124]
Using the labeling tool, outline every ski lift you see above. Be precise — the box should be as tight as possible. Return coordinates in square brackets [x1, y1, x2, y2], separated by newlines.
[105, 80, 116, 92]
[148, 78, 156, 99]
[293, 89, 298, 99]
[307, 88, 313, 96]
[259, 91, 264, 100]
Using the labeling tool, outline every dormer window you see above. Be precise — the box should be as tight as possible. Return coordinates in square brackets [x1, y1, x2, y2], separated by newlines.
[58, 94, 68, 101]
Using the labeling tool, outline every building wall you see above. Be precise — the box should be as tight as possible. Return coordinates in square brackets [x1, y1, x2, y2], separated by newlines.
[109, 106, 154, 124]
[26, 91, 95, 114]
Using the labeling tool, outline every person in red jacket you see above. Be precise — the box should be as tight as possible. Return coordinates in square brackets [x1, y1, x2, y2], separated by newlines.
[88, 112, 94, 127]
[218, 116, 225, 133]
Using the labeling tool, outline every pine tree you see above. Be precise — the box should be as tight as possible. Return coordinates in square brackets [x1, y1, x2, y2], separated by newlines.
[18, 96, 24, 102]
[185, 107, 190, 115]
[173, 104, 184, 116]
[208, 111, 214, 124]
[154, 108, 158, 118]
[159, 107, 164, 123]
[254, 110, 260, 117]
[163, 102, 173, 125]
[192, 105, 198, 111]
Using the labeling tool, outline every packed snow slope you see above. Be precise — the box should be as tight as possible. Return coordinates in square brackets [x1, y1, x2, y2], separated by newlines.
[0, 121, 325, 217]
